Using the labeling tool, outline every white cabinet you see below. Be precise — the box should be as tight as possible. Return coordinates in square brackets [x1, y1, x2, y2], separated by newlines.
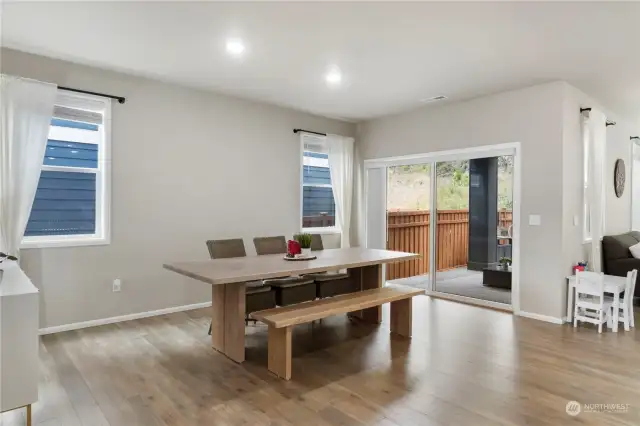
[0, 263, 39, 420]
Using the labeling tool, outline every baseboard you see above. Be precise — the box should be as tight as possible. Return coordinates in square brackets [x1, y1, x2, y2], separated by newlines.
[518, 311, 564, 324]
[39, 301, 212, 335]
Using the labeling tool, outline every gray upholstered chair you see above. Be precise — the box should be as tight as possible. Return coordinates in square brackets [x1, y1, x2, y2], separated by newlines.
[206, 238, 246, 259]
[306, 234, 358, 298]
[205, 239, 276, 334]
[253, 236, 316, 306]
[310, 233, 324, 251]
[253, 236, 289, 255]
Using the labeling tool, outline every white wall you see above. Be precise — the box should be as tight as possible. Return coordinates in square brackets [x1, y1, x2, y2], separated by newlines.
[0, 48, 355, 328]
[633, 143, 640, 230]
[562, 83, 638, 278]
[357, 82, 567, 320]
[358, 80, 639, 321]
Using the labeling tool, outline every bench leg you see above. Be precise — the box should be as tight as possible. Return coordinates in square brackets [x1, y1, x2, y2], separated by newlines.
[390, 298, 412, 338]
[268, 326, 292, 380]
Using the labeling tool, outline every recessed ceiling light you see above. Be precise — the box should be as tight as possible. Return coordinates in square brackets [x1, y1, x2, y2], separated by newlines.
[325, 68, 342, 85]
[420, 95, 448, 103]
[226, 39, 245, 56]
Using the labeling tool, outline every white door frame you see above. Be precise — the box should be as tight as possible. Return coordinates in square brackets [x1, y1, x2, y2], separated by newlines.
[364, 142, 522, 314]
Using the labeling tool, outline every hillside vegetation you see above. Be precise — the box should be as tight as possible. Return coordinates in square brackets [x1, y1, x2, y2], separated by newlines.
[387, 157, 513, 211]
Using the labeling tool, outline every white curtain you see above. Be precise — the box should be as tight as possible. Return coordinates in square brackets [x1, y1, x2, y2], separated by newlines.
[0, 75, 57, 259]
[326, 134, 355, 248]
[584, 108, 607, 272]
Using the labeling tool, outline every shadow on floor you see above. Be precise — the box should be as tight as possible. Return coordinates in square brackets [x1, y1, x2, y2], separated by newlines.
[390, 267, 511, 304]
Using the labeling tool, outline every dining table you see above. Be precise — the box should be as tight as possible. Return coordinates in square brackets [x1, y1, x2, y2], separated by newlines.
[163, 247, 418, 363]
[565, 274, 627, 332]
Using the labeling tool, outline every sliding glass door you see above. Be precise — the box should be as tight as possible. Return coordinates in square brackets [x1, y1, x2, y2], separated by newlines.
[434, 156, 513, 305]
[365, 144, 518, 309]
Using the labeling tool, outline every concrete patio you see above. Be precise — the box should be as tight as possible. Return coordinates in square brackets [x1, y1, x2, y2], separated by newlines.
[389, 267, 511, 305]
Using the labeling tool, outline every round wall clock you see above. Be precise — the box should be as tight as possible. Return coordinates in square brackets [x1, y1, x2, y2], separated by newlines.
[614, 159, 625, 198]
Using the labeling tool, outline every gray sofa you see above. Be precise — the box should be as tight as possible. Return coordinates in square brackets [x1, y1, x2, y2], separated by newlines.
[601, 231, 640, 297]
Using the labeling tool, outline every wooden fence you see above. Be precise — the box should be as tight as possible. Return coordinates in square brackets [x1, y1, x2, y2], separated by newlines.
[386, 209, 512, 280]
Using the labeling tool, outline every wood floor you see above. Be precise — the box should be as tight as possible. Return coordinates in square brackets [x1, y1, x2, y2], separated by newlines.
[2, 297, 639, 426]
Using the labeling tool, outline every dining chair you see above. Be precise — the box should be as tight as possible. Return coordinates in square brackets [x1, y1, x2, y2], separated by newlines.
[310, 234, 324, 251]
[573, 270, 612, 333]
[205, 239, 276, 334]
[253, 236, 288, 255]
[206, 238, 246, 259]
[253, 236, 316, 306]
[607, 269, 637, 332]
[305, 234, 357, 298]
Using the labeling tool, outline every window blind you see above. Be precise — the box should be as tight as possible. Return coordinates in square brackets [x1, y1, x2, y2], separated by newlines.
[53, 105, 103, 125]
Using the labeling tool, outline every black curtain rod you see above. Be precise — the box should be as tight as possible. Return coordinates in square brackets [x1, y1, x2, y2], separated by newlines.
[632, 136, 640, 140]
[580, 108, 616, 126]
[59, 86, 126, 104]
[293, 128, 326, 137]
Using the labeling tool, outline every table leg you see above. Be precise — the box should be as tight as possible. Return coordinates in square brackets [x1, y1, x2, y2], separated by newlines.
[361, 264, 383, 324]
[566, 281, 574, 323]
[211, 286, 225, 352]
[211, 283, 246, 362]
[613, 293, 620, 333]
[346, 267, 363, 320]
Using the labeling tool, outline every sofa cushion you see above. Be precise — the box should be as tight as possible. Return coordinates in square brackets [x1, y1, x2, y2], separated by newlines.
[602, 231, 640, 261]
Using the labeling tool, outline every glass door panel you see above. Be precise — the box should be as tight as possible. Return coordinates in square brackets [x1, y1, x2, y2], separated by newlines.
[434, 156, 513, 305]
[385, 164, 431, 288]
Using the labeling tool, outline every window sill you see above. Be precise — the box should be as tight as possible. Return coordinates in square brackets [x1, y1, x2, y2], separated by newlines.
[302, 227, 342, 235]
[21, 235, 110, 249]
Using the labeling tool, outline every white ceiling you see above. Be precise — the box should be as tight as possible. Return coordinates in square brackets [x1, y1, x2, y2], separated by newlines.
[2, 2, 640, 122]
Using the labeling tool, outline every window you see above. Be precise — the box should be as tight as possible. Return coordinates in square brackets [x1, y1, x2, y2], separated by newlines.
[301, 134, 338, 232]
[22, 92, 111, 248]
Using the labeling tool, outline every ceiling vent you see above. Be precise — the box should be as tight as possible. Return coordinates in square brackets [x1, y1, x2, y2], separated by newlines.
[420, 95, 448, 103]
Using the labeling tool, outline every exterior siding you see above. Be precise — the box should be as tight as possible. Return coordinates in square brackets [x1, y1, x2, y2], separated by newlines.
[24, 118, 98, 237]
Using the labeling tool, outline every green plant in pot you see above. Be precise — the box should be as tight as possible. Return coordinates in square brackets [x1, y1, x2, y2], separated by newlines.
[499, 257, 512, 271]
[293, 233, 312, 257]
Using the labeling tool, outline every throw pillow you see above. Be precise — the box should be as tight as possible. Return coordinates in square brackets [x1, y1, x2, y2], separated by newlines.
[629, 242, 640, 259]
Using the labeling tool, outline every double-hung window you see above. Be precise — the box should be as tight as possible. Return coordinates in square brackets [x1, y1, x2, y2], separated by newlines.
[301, 133, 338, 232]
[22, 92, 111, 248]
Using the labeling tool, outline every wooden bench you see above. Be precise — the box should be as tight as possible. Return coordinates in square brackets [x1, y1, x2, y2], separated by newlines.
[250, 284, 424, 380]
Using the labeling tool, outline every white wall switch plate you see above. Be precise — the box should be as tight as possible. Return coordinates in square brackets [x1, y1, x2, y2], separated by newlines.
[573, 215, 579, 226]
[529, 215, 541, 226]
[112, 279, 122, 292]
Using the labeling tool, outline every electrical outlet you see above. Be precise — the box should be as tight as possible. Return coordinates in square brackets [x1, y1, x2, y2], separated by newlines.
[112, 279, 122, 292]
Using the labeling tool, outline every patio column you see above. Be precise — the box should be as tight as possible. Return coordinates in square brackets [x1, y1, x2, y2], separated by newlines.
[467, 157, 498, 271]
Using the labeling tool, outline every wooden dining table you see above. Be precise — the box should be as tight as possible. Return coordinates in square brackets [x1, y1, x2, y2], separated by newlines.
[163, 247, 418, 363]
